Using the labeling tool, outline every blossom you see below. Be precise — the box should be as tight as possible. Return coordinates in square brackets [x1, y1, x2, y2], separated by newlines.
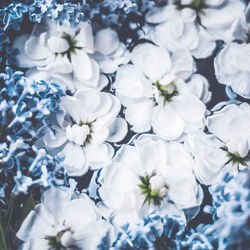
[214, 42, 250, 99]
[13, 17, 101, 91]
[93, 28, 130, 74]
[207, 103, 250, 163]
[184, 169, 250, 249]
[43, 89, 127, 176]
[98, 134, 203, 228]
[186, 103, 250, 185]
[17, 188, 112, 250]
[114, 43, 206, 140]
[145, 4, 216, 58]
[145, 0, 245, 59]
[0, 67, 63, 195]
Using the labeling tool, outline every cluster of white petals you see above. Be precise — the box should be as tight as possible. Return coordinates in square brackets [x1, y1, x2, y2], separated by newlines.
[214, 42, 250, 99]
[115, 43, 206, 140]
[17, 188, 112, 250]
[145, 0, 245, 58]
[98, 134, 203, 228]
[43, 89, 127, 176]
[93, 28, 130, 74]
[187, 103, 250, 185]
[14, 18, 105, 92]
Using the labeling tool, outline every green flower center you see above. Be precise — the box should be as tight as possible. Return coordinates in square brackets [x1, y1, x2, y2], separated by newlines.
[46, 228, 71, 250]
[153, 80, 178, 105]
[139, 174, 169, 206]
[78, 121, 94, 144]
[61, 33, 82, 62]
[175, 0, 206, 14]
[227, 151, 249, 166]
[222, 146, 250, 166]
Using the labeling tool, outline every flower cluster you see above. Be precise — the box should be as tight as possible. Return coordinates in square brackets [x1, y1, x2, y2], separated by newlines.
[183, 169, 250, 249]
[0, 67, 63, 196]
[0, 0, 249, 249]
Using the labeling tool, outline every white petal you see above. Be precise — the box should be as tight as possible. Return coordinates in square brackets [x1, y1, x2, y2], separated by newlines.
[115, 64, 152, 100]
[64, 199, 97, 231]
[21, 239, 49, 250]
[94, 93, 121, 128]
[231, 72, 250, 99]
[206, 104, 239, 142]
[47, 36, 70, 53]
[86, 143, 114, 166]
[16, 210, 48, 241]
[71, 50, 93, 80]
[181, 8, 196, 22]
[91, 127, 110, 144]
[172, 95, 206, 123]
[41, 188, 69, 223]
[131, 43, 171, 82]
[125, 100, 154, 132]
[60, 96, 81, 124]
[74, 89, 101, 121]
[146, 5, 176, 24]
[75, 22, 94, 53]
[74, 58, 100, 89]
[43, 126, 67, 148]
[135, 139, 164, 175]
[25, 35, 52, 60]
[95, 28, 120, 55]
[187, 74, 211, 103]
[191, 28, 216, 59]
[152, 105, 185, 140]
[201, 1, 245, 29]
[107, 118, 128, 143]
[62, 143, 87, 176]
[13, 34, 36, 68]
[171, 50, 195, 80]
[38, 54, 73, 74]
[206, 0, 225, 7]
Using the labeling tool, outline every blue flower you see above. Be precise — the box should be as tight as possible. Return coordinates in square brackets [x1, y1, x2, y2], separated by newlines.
[109, 211, 186, 249]
[0, 67, 64, 195]
[183, 169, 250, 249]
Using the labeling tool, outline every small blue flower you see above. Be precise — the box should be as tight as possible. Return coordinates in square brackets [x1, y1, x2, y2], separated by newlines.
[0, 67, 64, 196]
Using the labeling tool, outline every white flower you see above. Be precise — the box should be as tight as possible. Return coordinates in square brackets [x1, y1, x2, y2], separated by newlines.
[145, 4, 216, 58]
[43, 89, 127, 176]
[187, 74, 212, 103]
[207, 103, 250, 159]
[214, 42, 250, 99]
[98, 134, 203, 228]
[17, 188, 112, 250]
[145, 0, 245, 58]
[13, 17, 102, 91]
[187, 103, 250, 185]
[186, 132, 229, 185]
[92, 28, 130, 74]
[197, 0, 246, 42]
[114, 43, 206, 140]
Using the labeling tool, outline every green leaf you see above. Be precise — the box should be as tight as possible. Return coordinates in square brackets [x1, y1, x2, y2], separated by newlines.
[0, 214, 7, 250]
[20, 193, 35, 222]
[6, 196, 15, 230]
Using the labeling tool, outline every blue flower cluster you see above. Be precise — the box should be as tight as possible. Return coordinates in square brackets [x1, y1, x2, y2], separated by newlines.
[184, 169, 250, 249]
[0, 67, 64, 197]
[112, 212, 186, 249]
